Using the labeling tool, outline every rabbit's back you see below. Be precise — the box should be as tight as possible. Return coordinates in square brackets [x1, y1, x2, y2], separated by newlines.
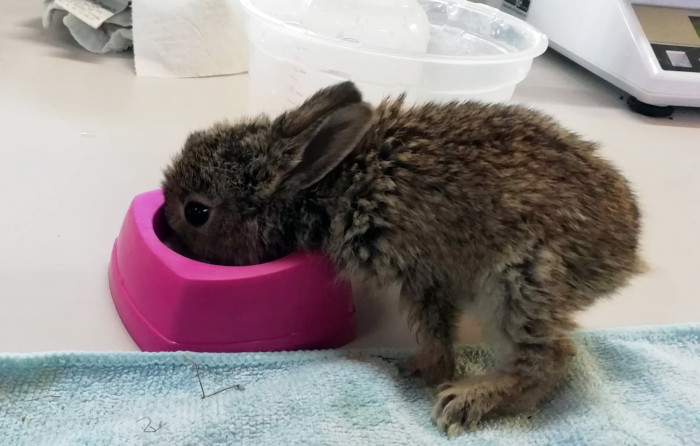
[321, 98, 640, 299]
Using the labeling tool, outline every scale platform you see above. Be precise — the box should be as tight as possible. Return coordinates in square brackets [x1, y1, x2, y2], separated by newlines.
[496, 0, 700, 116]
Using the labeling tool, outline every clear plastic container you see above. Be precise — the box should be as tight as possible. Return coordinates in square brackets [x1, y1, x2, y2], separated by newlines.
[240, 0, 548, 116]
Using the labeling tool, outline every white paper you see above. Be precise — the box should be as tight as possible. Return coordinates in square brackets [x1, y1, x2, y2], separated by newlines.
[54, 0, 119, 29]
[132, 0, 249, 78]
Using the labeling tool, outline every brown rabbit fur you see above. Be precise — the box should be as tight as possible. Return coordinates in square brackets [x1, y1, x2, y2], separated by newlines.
[162, 82, 641, 435]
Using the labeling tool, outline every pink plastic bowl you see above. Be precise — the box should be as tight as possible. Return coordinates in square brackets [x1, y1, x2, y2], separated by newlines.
[108, 189, 356, 352]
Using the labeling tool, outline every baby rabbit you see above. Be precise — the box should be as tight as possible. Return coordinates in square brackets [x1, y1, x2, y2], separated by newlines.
[162, 82, 641, 435]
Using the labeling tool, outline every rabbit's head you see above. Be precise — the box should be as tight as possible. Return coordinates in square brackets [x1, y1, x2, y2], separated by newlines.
[162, 82, 373, 265]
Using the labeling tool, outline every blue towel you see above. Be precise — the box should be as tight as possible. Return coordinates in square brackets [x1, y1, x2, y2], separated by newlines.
[1, 324, 698, 445]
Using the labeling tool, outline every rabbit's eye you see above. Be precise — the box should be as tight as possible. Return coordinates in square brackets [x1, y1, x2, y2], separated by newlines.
[184, 201, 210, 227]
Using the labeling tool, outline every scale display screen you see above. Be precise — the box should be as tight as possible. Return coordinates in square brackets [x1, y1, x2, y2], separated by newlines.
[633, 5, 700, 73]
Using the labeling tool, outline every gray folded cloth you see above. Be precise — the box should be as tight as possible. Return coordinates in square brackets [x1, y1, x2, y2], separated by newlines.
[43, 0, 133, 54]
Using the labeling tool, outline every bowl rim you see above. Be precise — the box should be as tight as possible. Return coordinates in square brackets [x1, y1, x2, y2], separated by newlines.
[130, 190, 327, 281]
[239, 0, 548, 65]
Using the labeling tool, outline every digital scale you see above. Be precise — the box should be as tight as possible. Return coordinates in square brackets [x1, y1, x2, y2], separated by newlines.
[493, 0, 700, 116]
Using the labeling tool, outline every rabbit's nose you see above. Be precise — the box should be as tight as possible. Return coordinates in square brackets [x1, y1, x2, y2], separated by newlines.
[184, 201, 210, 227]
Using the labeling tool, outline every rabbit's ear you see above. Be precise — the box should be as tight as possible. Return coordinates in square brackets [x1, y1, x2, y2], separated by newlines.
[279, 102, 373, 192]
[273, 81, 364, 137]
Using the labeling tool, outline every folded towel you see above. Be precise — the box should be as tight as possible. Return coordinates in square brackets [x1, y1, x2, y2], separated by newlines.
[43, 0, 133, 54]
[1, 324, 698, 445]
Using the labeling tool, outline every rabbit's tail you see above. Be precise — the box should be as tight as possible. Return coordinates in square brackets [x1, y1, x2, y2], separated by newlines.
[633, 256, 651, 275]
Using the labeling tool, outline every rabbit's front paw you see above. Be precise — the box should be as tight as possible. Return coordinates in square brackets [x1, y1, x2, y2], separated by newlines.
[399, 348, 454, 386]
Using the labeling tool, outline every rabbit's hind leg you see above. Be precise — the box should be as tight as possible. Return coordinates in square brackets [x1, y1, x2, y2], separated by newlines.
[432, 248, 577, 435]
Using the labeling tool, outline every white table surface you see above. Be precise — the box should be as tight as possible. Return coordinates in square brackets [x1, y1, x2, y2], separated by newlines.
[1, 1, 699, 352]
